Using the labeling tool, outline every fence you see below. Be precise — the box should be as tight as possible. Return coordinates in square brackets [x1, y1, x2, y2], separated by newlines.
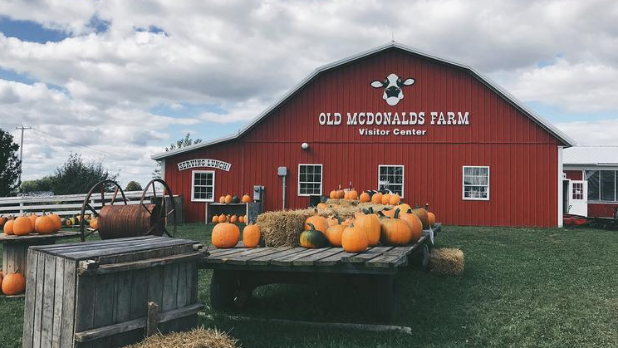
[0, 191, 166, 217]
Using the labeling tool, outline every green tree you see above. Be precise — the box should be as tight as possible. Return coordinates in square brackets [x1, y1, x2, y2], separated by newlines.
[51, 153, 119, 195]
[20, 176, 54, 193]
[0, 128, 21, 196]
[153, 133, 202, 178]
[125, 180, 143, 191]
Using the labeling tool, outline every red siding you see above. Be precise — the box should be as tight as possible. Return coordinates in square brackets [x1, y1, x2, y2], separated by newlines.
[588, 203, 618, 218]
[564, 170, 583, 180]
[164, 48, 561, 227]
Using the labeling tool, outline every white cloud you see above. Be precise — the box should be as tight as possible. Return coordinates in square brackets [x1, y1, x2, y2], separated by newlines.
[557, 119, 618, 146]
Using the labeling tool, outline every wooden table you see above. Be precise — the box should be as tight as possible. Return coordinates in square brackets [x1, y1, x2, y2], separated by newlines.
[200, 224, 440, 321]
[0, 231, 80, 275]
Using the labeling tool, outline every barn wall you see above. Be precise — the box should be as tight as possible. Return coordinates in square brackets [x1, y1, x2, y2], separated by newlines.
[164, 48, 561, 227]
[564, 170, 583, 180]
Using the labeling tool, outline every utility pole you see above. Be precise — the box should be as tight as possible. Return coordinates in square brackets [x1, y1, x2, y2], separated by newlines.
[15, 125, 31, 186]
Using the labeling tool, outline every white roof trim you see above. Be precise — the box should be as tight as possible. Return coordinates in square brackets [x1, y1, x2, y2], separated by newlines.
[152, 42, 575, 160]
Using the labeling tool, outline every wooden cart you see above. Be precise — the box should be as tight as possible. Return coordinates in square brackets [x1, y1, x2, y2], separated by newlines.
[200, 224, 440, 321]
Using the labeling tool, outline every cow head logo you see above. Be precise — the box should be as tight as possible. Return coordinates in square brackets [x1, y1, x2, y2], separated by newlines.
[370, 73, 415, 106]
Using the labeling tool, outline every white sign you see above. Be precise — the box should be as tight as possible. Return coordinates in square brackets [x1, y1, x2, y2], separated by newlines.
[177, 159, 231, 171]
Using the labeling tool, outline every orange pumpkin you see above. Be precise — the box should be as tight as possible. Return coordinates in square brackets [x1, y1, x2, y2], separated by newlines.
[379, 209, 412, 246]
[381, 208, 396, 218]
[325, 223, 346, 247]
[224, 195, 233, 204]
[389, 193, 401, 206]
[0, 216, 6, 227]
[329, 190, 337, 199]
[28, 214, 39, 227]
[304, 211, 328, 233]
[230, 215, 238, 223]
[371, 192, 383, 204]
[218, 214, 228, 223]
[326, 216, 339, 227]
[428, 212, 436, 226]
[239, 215, 244, 224]
[337, 190, 345, 199]
[341, 224, 368, 253]
[381, 194, 391, 205]
[400, 210, 423, 243]
[353, 211, 381, 246]
[2, 273, 26, 295]
[13, 216, 34, 236]
[211, 222, 240, 248]
[241, 194, 251, 203]
[243, 223, 261, 248]
[219, 196, 226, 204]
[35, 215, 56, 235]
[347, 189, 358, 200]
[3, 219, 14, 235]
[90, 217, 99, 230]
[48, 213, 62, 232]
[212, 215, 219, 224]
[359, 192, 371, 203]
[344, 191, 349, 200]
[396, 203, 412, 213]
[412, 207, 430, 229]
[317, 202, 328, 209]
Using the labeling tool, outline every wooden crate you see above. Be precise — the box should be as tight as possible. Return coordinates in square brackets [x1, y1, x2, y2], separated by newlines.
[22, 236, 202, 348]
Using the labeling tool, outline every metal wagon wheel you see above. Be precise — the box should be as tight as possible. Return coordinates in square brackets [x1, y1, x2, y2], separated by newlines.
[139, 179, 177, 238]
[79, 180, 129, 242]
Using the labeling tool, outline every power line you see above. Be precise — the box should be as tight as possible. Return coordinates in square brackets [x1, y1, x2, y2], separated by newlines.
[16, 125, 32, 185]
[32, 128, 137, 161]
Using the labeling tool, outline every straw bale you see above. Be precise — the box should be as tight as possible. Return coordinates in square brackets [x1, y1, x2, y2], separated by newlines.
[430, 248, 464, 275]
[122, 327, 237, 348]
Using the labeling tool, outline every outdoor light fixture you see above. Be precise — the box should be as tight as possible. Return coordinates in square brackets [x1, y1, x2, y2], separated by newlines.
[301, 142, 310, 150]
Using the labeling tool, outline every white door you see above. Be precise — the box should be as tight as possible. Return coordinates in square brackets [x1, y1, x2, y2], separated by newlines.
[568, 180, 588, 217]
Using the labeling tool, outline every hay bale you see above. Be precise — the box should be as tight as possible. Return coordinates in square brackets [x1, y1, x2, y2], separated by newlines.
[430, 248, 464, 275]
[257, 209, 312, 247]
[122, 327, 237, 348]
[325, 199, 359, 207]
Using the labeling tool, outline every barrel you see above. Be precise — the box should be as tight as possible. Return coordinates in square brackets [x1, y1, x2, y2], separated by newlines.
[97, 204, 165, 239]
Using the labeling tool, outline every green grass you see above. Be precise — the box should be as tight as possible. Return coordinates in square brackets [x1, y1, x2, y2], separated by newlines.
[2, 224, 617, 347]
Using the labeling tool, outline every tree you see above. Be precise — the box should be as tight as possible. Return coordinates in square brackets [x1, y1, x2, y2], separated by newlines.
[0, 128, 21, 196]
[153, 133, 202, 179]
[125, 180, 143, 191]
[51, 153, 119, 195]
[20, 176, 54, 193]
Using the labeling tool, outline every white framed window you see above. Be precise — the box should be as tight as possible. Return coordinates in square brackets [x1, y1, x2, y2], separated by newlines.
[585, 169, 617, 202]
[191, 170, 215, 202]
[463, 166, 490, 200]
[298, 164, 323, 196]
[378, 165, 404, 197]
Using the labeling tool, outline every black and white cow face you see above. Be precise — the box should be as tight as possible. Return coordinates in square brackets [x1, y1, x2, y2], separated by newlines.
[370, 73, 415, 106]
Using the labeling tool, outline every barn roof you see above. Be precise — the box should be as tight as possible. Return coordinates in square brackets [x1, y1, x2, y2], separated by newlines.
[563, 146, 618, 167]
[152, 42, 575, 160]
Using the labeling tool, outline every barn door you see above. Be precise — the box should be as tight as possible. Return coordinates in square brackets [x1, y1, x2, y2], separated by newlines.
[568, 180, 588, 217]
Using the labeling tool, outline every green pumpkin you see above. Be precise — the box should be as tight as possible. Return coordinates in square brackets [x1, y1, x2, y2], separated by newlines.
[300, 223, 328, 248]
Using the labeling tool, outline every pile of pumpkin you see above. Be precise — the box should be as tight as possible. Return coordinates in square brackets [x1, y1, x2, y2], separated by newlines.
[218, 194, 252, 204]
[1, 213, 63, 236]
[0, 270, 26, 296]
[211, 214, 248, 224]
[300, 203, 436, 253]
[63, 214, 97, 229]
[324, 188, 403, 206]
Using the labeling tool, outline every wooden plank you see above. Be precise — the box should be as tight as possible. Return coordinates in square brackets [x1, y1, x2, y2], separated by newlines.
[32, 250, 46, 348]
[110, 268, 133, 348]
[160, 263, 179, 334]
[51, 256, 65, 348]
[176, 262, 189, 309]
[74, 274, 96, 348]
[127, 269, 148, 344]
[205, 247, 248, 257]
[73, 303, 202, 343]
[0, 231, 80, 243]
[293, 248, 343, 266]
[40, 253, 57, 347]
[224, 247, 292, 265]
[59, 239, 194, 260]
[204, 248, 256, 264]
[365, 254, 408, 268]
[91, 273, 116, 348]
[34, 236, 156, 252]
[384, 245, 416, 257]
[78, 252, 202, 276]
[246, 247, 306, 266]
[60, 259, 77, 348]
[22, 249, 38, 348]
[270, 248, 327, 266]
[98, 242, 196, 264]
[315, 250, 358, 266]
[341, 246, 394, 263]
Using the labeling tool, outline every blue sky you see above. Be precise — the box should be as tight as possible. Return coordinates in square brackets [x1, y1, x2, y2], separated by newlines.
[1, 0, 617, 186]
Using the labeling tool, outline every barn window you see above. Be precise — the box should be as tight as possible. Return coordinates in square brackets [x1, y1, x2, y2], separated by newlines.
[586, 170, 617, 202]
[298, 164, 323, 196]
[463, 166, 490, 200]
[191, 170, 215, 202]
[378, 165, 404, 197]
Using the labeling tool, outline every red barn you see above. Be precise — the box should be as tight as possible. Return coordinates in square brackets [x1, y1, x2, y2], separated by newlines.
[152, 42, 575, 227]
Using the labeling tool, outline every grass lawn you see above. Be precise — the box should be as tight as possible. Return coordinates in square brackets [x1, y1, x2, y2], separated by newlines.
[1, 224, 617, 347]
